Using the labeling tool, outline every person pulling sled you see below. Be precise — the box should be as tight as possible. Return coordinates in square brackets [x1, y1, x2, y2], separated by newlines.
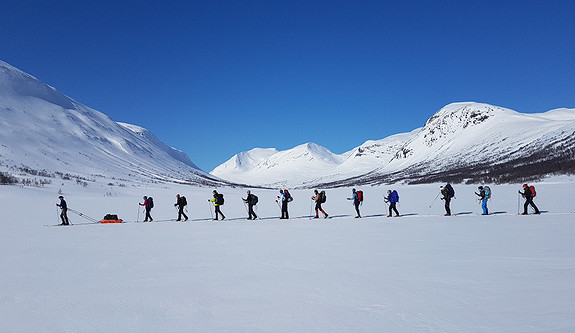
[56, 195, 70, 225]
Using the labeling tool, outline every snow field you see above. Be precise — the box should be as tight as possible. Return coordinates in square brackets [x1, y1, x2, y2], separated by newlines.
[1, 182, 575, 332]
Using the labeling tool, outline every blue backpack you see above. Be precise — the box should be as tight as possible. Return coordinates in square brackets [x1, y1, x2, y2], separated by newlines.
[390, 190, 399, 203]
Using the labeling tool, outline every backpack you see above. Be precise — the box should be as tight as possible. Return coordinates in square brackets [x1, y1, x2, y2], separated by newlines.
[319, 190, 326, 203]
[356, 190, 364, 202]
[483, 186, 491, 199]
[181, 196, 187, 206]
[147, 197, 154, 208]
[445, 184, 455, 198]
[284, 190, 293, 202]
[216, 193, 224, 205]
[250, 194, 258, 205]
[529, 185, 536, 198]
[390, 190, 399, 203]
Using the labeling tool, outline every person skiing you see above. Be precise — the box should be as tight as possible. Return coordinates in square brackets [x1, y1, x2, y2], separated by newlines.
[56, 195, 70, 225]
[519, 184, 540, 215]
[312, 190, 328, 219]
[347, 188, 362, 218]
[276, 189, 290, 219]
[139, 196, 153, 222]
[475, 186, 489, 215]
[440, 185, 453, 216]
[174, 194, 188, 221]
[385, 189, 400, 217]
[242, 190, 258, 220]
[208, 190, 225, 220]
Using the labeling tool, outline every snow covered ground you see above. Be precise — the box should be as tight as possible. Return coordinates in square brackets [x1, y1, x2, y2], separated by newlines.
[1, 181, 575, 332]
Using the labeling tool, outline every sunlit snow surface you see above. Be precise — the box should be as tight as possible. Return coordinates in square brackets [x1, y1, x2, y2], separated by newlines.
[2, 181, 574, 332]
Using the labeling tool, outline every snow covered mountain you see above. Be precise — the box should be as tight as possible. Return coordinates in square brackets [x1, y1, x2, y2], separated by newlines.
[365, 102, 575, 185]
[211, 143, 344, 187]
[212, 103, 575, 187]
[0, 60, 223, 186]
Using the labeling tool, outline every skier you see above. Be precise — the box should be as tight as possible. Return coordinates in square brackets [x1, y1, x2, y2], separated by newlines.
[56, 195, 70, 225]
[312, 190, 328, 219]
[174, 194, 188, 221]
[208, 190, 225, 220]
[139, 196, 153, 222]
[475, 186, 490, 215]
[385, 189, 400, 217]
[440, 184, 454, 216]
[518, 184, 540, 215]
[242, 190, 258, 220]
[347, 188, 362, 218]
[276, 189, 290, 219]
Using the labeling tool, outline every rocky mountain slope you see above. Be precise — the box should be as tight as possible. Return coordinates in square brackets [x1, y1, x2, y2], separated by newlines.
[213, 103, 575, 187]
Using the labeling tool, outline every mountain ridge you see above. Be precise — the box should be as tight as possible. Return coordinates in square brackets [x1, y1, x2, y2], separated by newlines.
[212, 102, 575, 187]
[0, 60, 225, 187]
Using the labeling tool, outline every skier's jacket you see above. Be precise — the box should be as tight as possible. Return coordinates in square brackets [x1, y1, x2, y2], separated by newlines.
[176, 196, 187, 208]
[210, 193, 224, 206]
[521, 186, 534, 199]
[247, 194, 258, 205]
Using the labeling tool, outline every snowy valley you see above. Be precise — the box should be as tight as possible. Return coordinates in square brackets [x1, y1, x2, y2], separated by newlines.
[2, 59, 575, 332]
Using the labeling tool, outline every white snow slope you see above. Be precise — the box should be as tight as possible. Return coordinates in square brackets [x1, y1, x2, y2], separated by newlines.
[1, 180, 575, 332]
[211, 103, 575, 187]
[0, 60, 221, 186]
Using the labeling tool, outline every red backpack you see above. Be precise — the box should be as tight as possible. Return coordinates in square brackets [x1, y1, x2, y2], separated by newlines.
[529, 185, 536, 198]
[356, 190, 364, 202]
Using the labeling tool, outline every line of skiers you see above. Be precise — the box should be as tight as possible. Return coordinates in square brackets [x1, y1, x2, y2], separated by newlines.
[55, 184, 542, 225]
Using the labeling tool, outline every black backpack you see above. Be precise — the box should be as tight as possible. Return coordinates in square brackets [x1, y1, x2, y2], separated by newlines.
[250, 194, 258, 205]
[445, 184, 455, 198]
[216, 193, 224, 205]
[147, 197, 154, 208]
[319, 190, 326, 203]
[284, 190, 293, 202]
[181, 196, 187, 206]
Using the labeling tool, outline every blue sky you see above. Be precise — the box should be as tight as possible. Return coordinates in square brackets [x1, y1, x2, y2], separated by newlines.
[2, 0, 574, 171]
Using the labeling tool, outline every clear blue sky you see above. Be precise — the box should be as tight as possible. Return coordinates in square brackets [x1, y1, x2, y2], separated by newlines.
[2, 0, 574, 171]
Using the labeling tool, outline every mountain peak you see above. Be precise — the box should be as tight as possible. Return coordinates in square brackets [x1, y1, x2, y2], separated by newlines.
[0, 59, 219, 186]
[0, 60, 76, 109]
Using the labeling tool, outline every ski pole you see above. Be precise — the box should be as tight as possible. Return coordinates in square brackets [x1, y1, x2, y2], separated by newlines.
[137, 205, 140, 223]
[517, 193, 520, 215]
[207, 201, 214, 220]
[429, 192, 440, 208]
[242, 200, 249, 217]
[309, 198, 314, 219]
[254, 204, 261, 220]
